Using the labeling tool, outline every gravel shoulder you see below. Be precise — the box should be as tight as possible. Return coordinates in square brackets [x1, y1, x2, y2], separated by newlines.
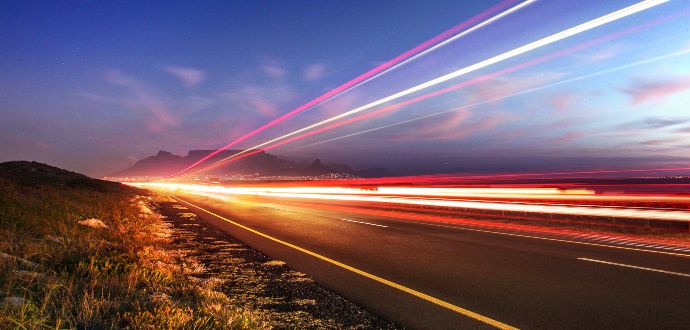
[156, 200, 401, 329]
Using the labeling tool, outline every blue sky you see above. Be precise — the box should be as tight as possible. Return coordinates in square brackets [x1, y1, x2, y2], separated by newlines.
[1, 0, 689, 175]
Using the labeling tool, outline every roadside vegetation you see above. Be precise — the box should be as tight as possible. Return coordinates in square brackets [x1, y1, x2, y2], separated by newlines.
[0, 161, 261, 329]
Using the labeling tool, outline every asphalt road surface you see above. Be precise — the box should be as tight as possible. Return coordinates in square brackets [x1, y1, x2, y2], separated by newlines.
[168, 191, 690, 329]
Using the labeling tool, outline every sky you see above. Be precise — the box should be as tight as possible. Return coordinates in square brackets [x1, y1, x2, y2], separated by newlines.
[1, 0, 689, 176]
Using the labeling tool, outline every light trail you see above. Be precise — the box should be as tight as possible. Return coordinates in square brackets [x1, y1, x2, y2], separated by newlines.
[354, 0, 536, 88]
[132, 183, 690, 222]
[276, 201, 690, 251]
[196, 5, 677, 174]
[205, 0, 669, 169]
[212, 166, 690, 187]
[169, 0, 529, 177]
[292, 47, 690, 150]
[131, 183, 690, 203]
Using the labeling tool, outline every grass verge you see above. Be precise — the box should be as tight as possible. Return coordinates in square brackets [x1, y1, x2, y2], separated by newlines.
[0, 161, 262, 329]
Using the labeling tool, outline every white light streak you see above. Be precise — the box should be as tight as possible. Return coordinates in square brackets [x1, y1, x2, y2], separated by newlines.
[132, 183, 690, 222]
[293, 47, 690, 149]
[216, 0, 668, 165]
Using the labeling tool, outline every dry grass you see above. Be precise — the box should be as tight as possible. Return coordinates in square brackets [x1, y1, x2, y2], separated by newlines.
[0, 176, 263, 329]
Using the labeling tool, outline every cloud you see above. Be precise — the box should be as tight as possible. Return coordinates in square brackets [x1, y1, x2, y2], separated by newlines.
[621, 75, 690, 105]
[35, 142, 51, 150]
[548, 92, 578, 111]
[578, 44, 624, 62]
[303, 63, 327, 81]
[102, 69, 178, 132]
[379, 110, 511, 142]
[619, 117, 690, 130]
[222, 84, 297, 118]
[162, 65, 206, 87]
[551, 131, 586, 143]
[640, 137, 686, 146]
[467, 72, 566, 103]
[408, 109, 472, 140]
[260, 59, 287, 80]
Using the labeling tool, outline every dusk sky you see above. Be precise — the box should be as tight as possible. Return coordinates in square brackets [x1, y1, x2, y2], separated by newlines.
[2, 0, 689, 176]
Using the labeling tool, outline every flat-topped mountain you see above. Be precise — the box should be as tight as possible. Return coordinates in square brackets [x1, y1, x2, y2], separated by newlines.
[112, 150, 389, 178]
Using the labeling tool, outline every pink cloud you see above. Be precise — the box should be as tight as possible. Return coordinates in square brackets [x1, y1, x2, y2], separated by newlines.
[222, 84, 297, 118]
[303, 63, 327, 81]
[383, 110, 511, 142]
[103, 69, 178, 132]
[467, 72, 565, 103]
[551, 131, 586, 143]
[621, 75, 690, 105]
[549, 92, 577, 111]
[640, 137, 686, 146]
[35, 142, 51, 150]
[162, 65, 206, 87]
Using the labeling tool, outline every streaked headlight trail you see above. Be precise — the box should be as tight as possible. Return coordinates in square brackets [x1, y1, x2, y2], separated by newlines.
[195, 3, 677, 174]
[131, 183, 690, 222]
[169, 0, 532, 177]
[292, 46, 690, 150]
[202, 0, 669, 172]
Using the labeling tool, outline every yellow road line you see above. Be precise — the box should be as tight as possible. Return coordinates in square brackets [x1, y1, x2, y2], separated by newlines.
[171, 195, 517, 330]
[201, 193, 690, 258]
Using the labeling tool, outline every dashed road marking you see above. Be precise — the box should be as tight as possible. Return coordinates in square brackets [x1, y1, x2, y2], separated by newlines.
[578, 258, 690, 278]
[340, 218, 388, 228]
[173, 195, 516, 330]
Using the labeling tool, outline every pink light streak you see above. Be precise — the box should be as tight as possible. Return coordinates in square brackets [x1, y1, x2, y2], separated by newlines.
[169, 0, 525, 177]
[196, 13, 677, 174]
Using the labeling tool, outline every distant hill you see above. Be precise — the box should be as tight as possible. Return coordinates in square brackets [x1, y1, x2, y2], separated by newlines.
[0, 161, 130, 192]
[112, 150, 389, 178]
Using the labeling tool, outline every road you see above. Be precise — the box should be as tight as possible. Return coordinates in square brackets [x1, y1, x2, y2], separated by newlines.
[164, 190, 690, 329]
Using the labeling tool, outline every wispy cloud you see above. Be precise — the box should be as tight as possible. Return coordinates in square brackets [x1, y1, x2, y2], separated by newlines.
[379, 110, 511, 142]
[548, 92, 578, 111]
[162, 65, 206, 87]
[551, 131, 586, 143]
[578, 44, 624, 62]
[467, 72, 565, 103]
[260, 59, 287, 80]
[619, 117, 690, 130]
[640, 137, 686, 146]
[102, 69, 178, 132]
[621, 75, 690, 105]
[222, 84, 297, 118]
[303, 63, 327, 81]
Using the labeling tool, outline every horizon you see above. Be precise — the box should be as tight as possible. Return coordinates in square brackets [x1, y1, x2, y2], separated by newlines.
[2, 0, 690, 177]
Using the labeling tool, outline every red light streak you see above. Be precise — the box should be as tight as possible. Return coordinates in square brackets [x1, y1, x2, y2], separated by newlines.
[132, 183, 690, 222]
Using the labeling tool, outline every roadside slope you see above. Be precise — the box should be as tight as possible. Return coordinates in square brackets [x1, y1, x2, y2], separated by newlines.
[0, 161, 261, 328]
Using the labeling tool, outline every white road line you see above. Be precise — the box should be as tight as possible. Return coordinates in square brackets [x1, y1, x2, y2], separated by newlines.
[577, 258, 690, 278]
[340, 218, 388, 228]
[373, 218, 690, 258]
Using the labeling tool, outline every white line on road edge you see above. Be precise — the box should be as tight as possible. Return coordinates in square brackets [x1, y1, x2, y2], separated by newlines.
[340, 218, 388, 228]
[577, 258, 690, 278]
